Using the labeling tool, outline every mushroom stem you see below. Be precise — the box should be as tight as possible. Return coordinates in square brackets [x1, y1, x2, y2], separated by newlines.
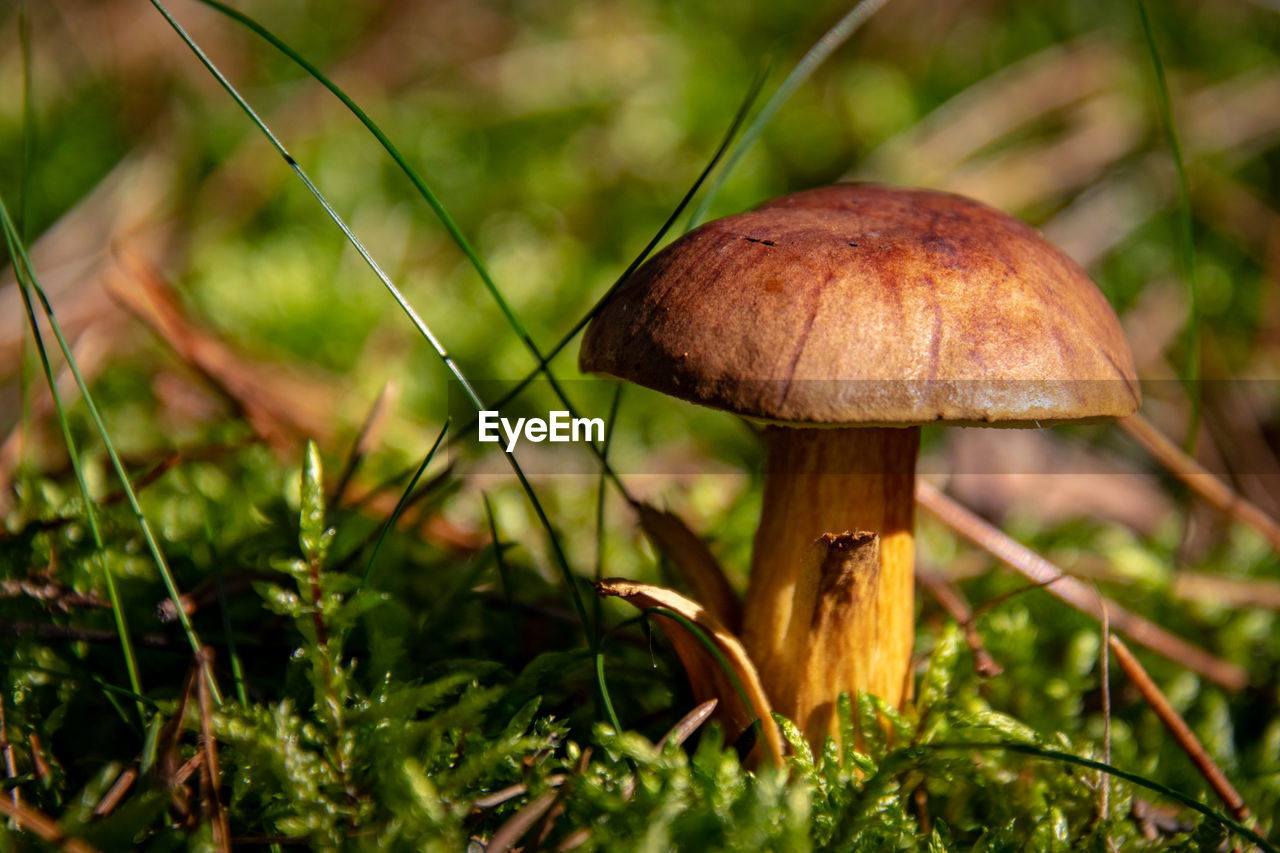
[743, 425, 920, 739]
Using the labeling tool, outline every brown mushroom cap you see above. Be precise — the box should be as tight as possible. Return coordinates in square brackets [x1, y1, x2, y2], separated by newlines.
[580, 183, 1140, 426]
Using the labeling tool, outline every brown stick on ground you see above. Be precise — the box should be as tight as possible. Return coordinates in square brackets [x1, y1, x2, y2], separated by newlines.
[1120, 414, 1280, 554]
[916, 564, 1003, 677]
[916, 481, 1248, 690]
[0, 796, 101, 853]
[1108, 635, 1252, 826]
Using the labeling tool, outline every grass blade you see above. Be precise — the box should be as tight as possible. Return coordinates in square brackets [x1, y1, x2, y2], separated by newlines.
[480, 65, 768, 420]
[361, 420, 449, 590]
[688, 0, 892, 228]
[1, 199, 214, 702]
[921, 742, 1274, 852]
[3, 208, 144, 725]
[1137, 0, 1201, 451]
[193, 0, 760, 506]
[146, 0, 596, 647]
[193, 0, 543, 362]
[593, 384, 623, 633]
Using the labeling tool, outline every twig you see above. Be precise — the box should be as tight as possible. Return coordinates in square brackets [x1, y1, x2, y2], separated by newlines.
[1171, 571, 1280, 610]
[156, 569, 280, 623]
[1120, 414, 1280, 554]
[472, 775, 567, 810]
[93, 766, 138, 818]
[0, 796, 100, 853]
[27, 733, 49, 784]
[0, 619, 177, 647]
[916, 564, 1002, 677]
[1108, 635, 1253, 827]
[486, 789, 560, 852]
[916, 481, 1248, 690]
[196, 649, 230, 852]
[0, 699, 18, 812]
[0, 577, 109, 610]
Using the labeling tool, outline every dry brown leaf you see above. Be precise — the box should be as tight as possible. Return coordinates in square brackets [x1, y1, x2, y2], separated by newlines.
[595, 579, 784, 766]
[635, 502, 742, 633]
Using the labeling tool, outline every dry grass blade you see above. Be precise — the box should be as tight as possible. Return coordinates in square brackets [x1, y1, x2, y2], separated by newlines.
[472, 775, 566, 810]
[635, 502, 742, 632]
[1120, 414, 1280, 554]
[916, 564, 1002, 677]
[595, 579, 784, 766]
[92, 765, 138, 818]
[1172, 571, 1280, 610]
[864, 39, 1123, 184]
[1108, 635, 1253, 826]
[158, 656, 199, 789]
[620, 701, 718, 802]
[486, 788, 560, 852]
[0, 700, 17, 812]
[916, 481, 1248, 690]
[657, 698, 719, 750]
[196, 649, 230, 852]
[0, 795, 101, 853]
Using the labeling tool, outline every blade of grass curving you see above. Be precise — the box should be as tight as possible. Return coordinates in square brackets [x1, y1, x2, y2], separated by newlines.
[146, 0, 596, 646]
[193, 0, 761, 496]
[482, 494, 514, 617]
[919, 742, 1273, 851]
[644, 606, 757, 728]
[361, 420, 449, 590]
[688, 0, 892, 229]
[480, 66, 768, 420]
[3, 210, 145, 727]
[0, 200, 214, 706]
[1137, 0, 1201, 452]
[594, 649, 625, 736]
[593, 384, 624, 633]
[194, 0, 544, 361]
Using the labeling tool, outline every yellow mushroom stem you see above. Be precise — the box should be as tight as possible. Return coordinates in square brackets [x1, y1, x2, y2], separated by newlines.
[742, 425, 920, 746]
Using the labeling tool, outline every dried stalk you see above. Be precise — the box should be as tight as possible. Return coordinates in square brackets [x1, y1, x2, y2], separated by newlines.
[916, 481, 1248, 690]
[916, 564, 1003, 677]
[1108, 635, 1252, 826]
[1121, 414, 1280, 554]
[636, 503, 742, 633]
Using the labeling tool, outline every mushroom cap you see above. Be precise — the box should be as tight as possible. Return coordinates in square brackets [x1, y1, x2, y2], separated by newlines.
[579, 183, 1140, 426]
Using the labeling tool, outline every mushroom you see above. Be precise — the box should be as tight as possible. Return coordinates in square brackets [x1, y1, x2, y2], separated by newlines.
[580, 183, 1140, 747]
